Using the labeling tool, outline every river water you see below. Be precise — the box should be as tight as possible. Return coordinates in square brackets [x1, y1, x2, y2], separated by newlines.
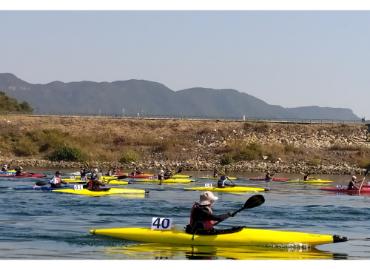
[0, 171, 369, 260]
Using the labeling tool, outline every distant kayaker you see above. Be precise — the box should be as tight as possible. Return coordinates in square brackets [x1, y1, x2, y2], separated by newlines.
[348, 175, 362, 190]
[217, 175, 235, 188]
[106, 168, 113, 176]
[176, 166, 183, 174]
[265, 171, 273, 182]
[80, 167, 88, 181]
[131, 166, 142, 176]
[158, 168, 165, 180]
[303, 173, 310, 181]
[213, 167, 219, 178]
[49, 171, 67, 188]
[90, 168, 100, 180]
[15, 166, 23, 176]
[164, 168, 172, 179]
[185, 191, 234, 234]
[1, 164, 8, 172]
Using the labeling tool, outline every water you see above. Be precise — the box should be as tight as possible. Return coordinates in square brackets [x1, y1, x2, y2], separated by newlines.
[0, 171, 369, 260]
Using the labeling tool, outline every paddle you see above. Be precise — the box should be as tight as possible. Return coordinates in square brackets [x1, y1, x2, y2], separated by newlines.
[214, 194, 265, 226]
[35, 180, 48, 186]
[358, 177, 366, 194]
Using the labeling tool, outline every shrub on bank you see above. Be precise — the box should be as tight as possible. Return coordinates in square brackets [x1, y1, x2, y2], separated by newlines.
[48, 146, 85, 162]
[119, 149, 140, 163]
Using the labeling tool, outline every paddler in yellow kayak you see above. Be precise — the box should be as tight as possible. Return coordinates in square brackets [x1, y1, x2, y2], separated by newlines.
[185, 191, 234, 234]
[164, 167, 173, 179]
[1, 164, 9, 173]
[80, 167, 88, 181]
[86, 168, 109, 191]
[217, 175, 236, 188]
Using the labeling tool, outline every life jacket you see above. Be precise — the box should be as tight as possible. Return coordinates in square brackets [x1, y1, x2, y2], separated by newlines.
[348, 180, 356, 190]
[189, 202, 214, 231]
[87, 179, 104, 191]
[50, 176, 61, 185]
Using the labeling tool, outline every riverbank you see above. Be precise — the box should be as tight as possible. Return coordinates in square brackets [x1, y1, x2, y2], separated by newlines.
[1, 115, 369, 175]
[0, 158, 366, 175]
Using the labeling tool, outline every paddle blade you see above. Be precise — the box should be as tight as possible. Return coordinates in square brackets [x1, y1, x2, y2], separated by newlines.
[244, 194, 265, 209]
[35, 180, 47, 186]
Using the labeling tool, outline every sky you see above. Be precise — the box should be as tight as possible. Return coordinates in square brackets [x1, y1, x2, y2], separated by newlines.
[0, 10, 370, 118]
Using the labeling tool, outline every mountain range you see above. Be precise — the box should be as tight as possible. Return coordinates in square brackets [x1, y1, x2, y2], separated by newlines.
[0, 73, 360, 120]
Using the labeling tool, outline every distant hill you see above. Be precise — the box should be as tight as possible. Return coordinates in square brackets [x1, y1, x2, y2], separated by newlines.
[0, 90, 33, 113]
[0, 73, 360, 120]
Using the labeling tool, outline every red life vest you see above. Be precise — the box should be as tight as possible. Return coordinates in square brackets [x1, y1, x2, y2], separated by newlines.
[189, 203, 215, 230]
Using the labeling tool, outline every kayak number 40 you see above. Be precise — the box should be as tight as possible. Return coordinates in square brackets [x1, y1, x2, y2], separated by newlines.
[151, 217, 173, 230]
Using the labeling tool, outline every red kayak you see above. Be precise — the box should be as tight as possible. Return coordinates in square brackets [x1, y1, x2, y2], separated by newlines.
[321, 186, 370, 194]
[0, 173, 46, 178]
[249, 177, 290, 182]
[127, 173, 154, 179]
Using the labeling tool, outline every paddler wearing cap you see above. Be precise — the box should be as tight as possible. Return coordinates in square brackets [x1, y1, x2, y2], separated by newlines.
[347, 175, 362, 190]
[86, 168, 109, 191]
[185, 191, 234, 234]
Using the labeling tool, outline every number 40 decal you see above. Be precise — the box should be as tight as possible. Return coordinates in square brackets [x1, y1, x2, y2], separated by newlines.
[151, 217, 173, 230]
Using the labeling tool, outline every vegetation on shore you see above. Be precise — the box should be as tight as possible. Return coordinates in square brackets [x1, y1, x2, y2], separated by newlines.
[0, 115, 369, 171]
[0, 91, 33, 113]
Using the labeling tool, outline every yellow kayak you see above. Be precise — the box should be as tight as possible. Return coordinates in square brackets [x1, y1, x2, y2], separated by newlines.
[106, 243, 335, 260]
[184, 186, 266, 193]
[90, 227, 347, 247]
[104, 180, 129, 185]
[132, 178, 194, 184]
[172, 174, 191, 179]
[62, 178, 87, 183]
[199, 176, 238, 180]
[53, 187, 147, 196]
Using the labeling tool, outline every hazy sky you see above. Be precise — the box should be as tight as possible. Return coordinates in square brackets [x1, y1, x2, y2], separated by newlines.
[1, 11, 369, 118]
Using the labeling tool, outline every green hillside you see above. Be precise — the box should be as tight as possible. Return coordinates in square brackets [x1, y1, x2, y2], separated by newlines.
[0, 91, 33, 113]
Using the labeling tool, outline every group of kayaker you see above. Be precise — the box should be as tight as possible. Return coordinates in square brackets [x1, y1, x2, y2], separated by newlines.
[1, 164, 24, 176]
[157, 166, 182, 180]
[46, 167, 111, 191]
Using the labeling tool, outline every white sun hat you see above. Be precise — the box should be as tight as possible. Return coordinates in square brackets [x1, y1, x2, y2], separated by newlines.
[199, 191, 218, 205]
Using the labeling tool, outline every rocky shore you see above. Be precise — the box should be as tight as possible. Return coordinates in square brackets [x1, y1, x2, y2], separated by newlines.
[0, 158, 365, 175]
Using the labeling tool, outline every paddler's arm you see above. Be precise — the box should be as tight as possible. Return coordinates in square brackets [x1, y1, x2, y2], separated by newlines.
[199, 208, 234, 222]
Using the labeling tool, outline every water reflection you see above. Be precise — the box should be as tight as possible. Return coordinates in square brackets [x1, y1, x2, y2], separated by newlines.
[106, 243, 348, 260]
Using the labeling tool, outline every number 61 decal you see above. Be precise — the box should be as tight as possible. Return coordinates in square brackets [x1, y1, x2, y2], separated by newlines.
[151, 217, 173, 230]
